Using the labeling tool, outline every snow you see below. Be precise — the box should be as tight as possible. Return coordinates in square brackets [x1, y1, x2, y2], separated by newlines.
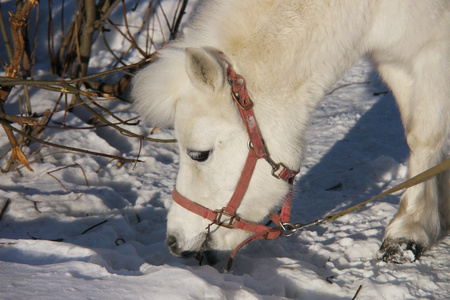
[1, 1, 449, 299]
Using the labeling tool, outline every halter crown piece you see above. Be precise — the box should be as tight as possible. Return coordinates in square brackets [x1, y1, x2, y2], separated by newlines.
[172, 62, 299, 271]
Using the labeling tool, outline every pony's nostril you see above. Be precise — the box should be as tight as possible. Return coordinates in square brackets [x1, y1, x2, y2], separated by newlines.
[166, 235, 181, 256]
[167, 235, 177, 247]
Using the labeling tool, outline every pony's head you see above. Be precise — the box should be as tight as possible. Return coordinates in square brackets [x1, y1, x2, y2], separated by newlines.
[132, 47, 290, 263]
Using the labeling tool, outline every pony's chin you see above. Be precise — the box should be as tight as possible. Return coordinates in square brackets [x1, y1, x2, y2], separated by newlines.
[178, 249, 220, 265]
[178, 250, 197, 258]
[198, 250, 220, 265]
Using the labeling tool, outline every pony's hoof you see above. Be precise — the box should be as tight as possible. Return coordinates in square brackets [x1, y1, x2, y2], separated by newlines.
[377, 239, 424, 263]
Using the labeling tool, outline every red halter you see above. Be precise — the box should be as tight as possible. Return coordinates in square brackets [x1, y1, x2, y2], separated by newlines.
[172, 64, 299, 271]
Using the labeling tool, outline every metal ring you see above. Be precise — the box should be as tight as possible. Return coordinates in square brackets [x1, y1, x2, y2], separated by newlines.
[279, 221, 297, 237]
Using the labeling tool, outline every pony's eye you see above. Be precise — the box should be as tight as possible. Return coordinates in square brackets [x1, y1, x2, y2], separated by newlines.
[187, 150, 212, 162]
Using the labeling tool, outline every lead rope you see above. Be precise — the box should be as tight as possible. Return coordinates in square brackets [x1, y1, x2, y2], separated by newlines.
[280, 158, 450, 237]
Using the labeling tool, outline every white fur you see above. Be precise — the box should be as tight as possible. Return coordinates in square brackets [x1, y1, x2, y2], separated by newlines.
[132, 0, 450, 260]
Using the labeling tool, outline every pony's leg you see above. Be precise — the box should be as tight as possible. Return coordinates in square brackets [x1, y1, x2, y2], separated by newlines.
[375, 49, 450, 263]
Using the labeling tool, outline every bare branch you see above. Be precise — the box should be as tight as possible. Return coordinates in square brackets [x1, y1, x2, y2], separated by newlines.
[77, 0, 96, 78]
[0, 0, 39, 172]
[0, 4, 13, 63]
[170, 0, 188, 40]
[0, 118, 144, 163]
[0, 0, 184, 174]
[0, 112, 38, 125]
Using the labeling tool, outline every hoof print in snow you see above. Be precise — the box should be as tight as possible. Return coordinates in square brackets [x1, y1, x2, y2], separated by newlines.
[377, 239, 424, 264]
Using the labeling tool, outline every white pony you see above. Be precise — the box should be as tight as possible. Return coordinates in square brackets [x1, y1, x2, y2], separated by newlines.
[132, 0, 450, 265]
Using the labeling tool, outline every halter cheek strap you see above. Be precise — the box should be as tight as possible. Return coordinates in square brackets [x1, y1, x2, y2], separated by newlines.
[172, 63, 299, 271]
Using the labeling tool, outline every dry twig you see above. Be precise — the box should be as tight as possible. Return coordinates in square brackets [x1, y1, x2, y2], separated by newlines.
[81, 219, 108, 235]
[0, 0, 39, 172]
[0, 0, 186, 174]
[46, 163, 88, 192]
[0, 198, 11, 221]
[352, 285, 363, 300]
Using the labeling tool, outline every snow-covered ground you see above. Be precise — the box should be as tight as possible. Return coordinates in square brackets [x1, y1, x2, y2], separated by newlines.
[1, 1, 449, 299]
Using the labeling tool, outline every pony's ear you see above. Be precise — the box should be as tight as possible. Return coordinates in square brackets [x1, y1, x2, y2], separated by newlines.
[185, 47, 227, 92]
[131, 49, 187, 127]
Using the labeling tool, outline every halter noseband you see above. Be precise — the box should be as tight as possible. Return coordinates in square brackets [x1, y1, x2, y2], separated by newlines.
[172, 63, 299, 271]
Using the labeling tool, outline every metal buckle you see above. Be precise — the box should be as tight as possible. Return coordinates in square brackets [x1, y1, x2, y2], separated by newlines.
[265, 155, 288, 179]
[279, 218, 327, 237]
[213, 208, 240, 229]
[271, 162, 289, 179]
